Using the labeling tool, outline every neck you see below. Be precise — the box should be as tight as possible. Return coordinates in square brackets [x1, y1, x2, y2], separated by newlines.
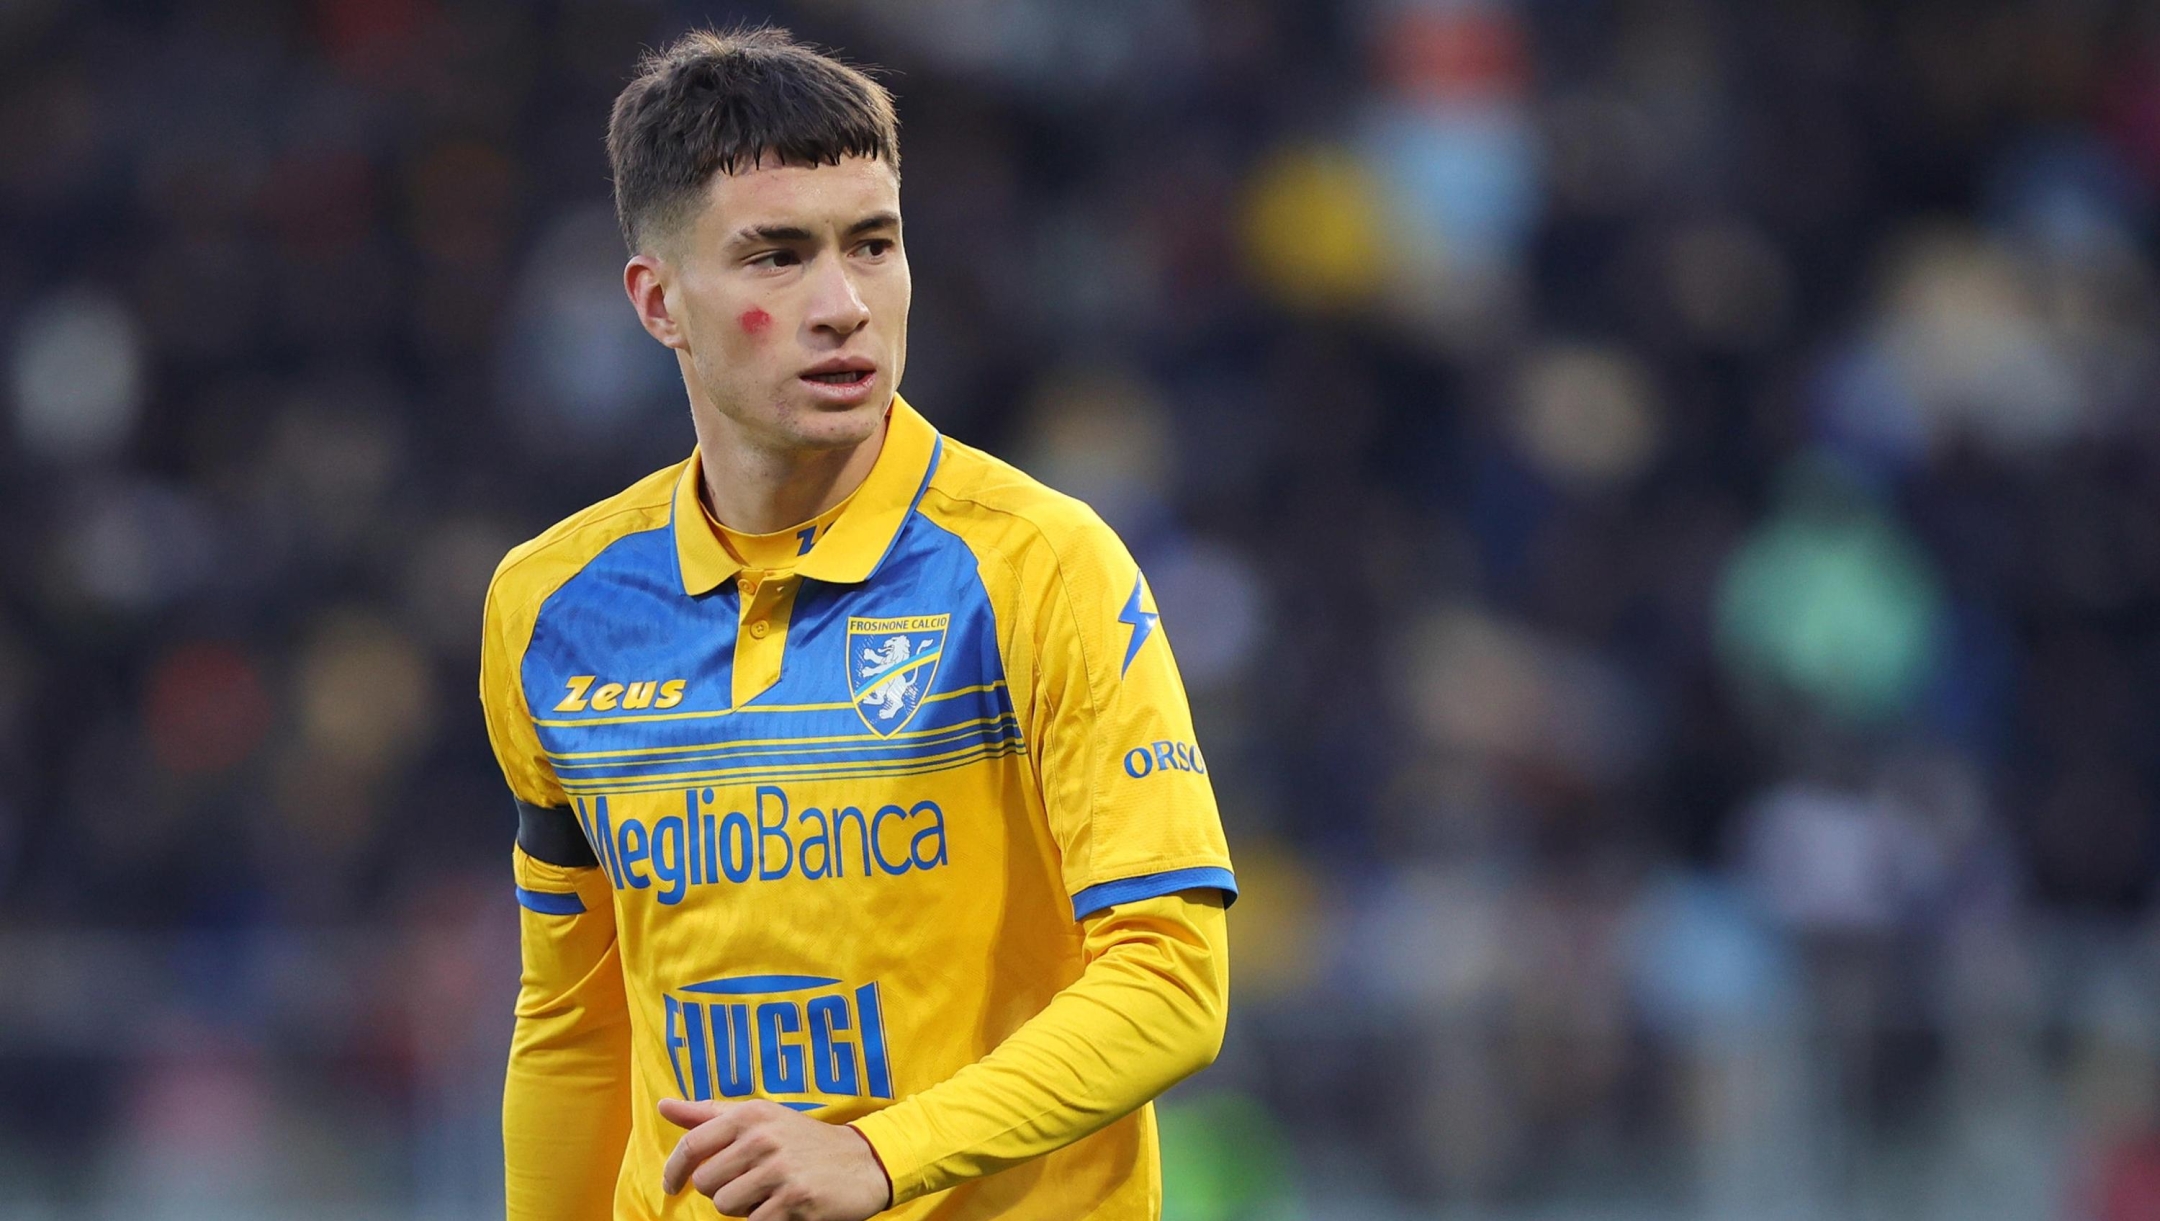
[691, 408, 888, 536]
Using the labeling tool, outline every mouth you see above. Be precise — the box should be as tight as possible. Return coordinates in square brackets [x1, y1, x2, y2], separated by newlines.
[800, 358, 876, 388]
[797, 356, 881, 405]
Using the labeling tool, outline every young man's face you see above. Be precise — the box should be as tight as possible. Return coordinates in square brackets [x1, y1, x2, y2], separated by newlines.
[640, 155, 909, 454]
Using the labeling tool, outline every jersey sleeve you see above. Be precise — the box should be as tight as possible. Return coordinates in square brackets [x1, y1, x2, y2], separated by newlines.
[484, 559, 633, 1219]
[481, 563, 569, 811]
[503, 845, 632, 1221]
[1028, 517, 1236, 918]
[849, 889, 1229, 1203]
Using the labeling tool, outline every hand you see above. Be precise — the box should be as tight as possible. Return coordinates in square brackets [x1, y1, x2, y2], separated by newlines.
[658, 1097, 893, 1220]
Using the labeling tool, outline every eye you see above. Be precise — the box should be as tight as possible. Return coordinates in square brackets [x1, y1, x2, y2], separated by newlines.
[750, 249, 801, 269]
[857, 238, 895, 258]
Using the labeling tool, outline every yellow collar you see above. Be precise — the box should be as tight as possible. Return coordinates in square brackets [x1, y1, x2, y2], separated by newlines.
[674, 396, 941, 595]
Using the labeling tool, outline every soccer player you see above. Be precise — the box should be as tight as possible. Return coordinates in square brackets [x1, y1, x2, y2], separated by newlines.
[479, 26, 1237, 1221]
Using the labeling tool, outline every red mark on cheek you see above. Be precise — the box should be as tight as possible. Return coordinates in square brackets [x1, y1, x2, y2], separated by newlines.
[738, 308, 772, 336]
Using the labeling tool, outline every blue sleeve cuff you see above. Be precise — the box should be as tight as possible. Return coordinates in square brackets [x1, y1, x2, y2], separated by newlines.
[1071, 866, 1238, 920]
[514, 885, 586, 915]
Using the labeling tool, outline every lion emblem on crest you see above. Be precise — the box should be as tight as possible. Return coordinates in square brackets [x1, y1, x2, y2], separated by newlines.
[857, 636, 920, 721]
[846, 615, 949, 736]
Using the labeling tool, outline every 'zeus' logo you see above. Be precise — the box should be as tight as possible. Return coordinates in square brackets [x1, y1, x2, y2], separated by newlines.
[553, 675, 686, 712]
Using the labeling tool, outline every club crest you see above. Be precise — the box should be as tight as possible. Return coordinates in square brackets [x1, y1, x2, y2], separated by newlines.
[847, 615, 949, 736]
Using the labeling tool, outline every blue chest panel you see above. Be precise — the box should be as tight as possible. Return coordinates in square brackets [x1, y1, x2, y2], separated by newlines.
[522, 513, 1022, 795]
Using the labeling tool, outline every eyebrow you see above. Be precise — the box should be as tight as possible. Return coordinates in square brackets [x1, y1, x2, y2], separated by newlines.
[731, 212, 900, 245]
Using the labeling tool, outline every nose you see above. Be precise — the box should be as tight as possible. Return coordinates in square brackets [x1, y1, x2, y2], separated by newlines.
[804, 255, 871, 341]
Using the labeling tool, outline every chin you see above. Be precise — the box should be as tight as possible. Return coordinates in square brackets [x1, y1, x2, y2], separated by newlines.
[784, 395, 889, 448]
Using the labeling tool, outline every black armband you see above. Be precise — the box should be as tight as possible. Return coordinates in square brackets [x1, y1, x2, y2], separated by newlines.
[515, 799, 600, 868]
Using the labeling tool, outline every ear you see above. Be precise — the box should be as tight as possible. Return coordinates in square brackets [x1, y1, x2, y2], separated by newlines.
[625, 253, 688, 351]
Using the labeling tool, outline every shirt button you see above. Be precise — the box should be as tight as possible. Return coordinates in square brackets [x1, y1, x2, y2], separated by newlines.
[738, 578, 755, 594]
[749, 620, 770, 639]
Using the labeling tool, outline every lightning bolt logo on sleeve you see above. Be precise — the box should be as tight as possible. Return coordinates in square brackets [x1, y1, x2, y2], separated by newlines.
[1118, 574, 1159, 677]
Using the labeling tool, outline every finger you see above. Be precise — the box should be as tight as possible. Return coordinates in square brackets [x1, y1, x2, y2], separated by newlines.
[744, 1188, 799, 1221]
[662, 1108, 744, 1194]
[691, 1123, 774, 1198]
[711, 1158, 783, 1218]
[659, 1096, 722, 1131]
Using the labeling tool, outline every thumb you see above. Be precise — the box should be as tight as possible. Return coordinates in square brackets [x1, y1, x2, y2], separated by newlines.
[657, 1096, 725, 1131]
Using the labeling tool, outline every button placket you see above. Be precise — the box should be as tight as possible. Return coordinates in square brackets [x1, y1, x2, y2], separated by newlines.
[730, 573, 797, 706]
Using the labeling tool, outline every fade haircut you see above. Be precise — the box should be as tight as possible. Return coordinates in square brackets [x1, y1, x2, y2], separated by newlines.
[606, 26, 900, 254]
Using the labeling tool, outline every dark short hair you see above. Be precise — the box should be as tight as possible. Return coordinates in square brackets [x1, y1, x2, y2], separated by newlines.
[606, 26, 900, 253]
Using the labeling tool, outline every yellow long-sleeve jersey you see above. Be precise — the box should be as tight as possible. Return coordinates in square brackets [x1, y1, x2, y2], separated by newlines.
[482, 398, 1237, 1218]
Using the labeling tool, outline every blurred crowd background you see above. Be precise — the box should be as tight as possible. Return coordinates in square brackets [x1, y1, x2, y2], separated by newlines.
[3, 0, 2160, 1217]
